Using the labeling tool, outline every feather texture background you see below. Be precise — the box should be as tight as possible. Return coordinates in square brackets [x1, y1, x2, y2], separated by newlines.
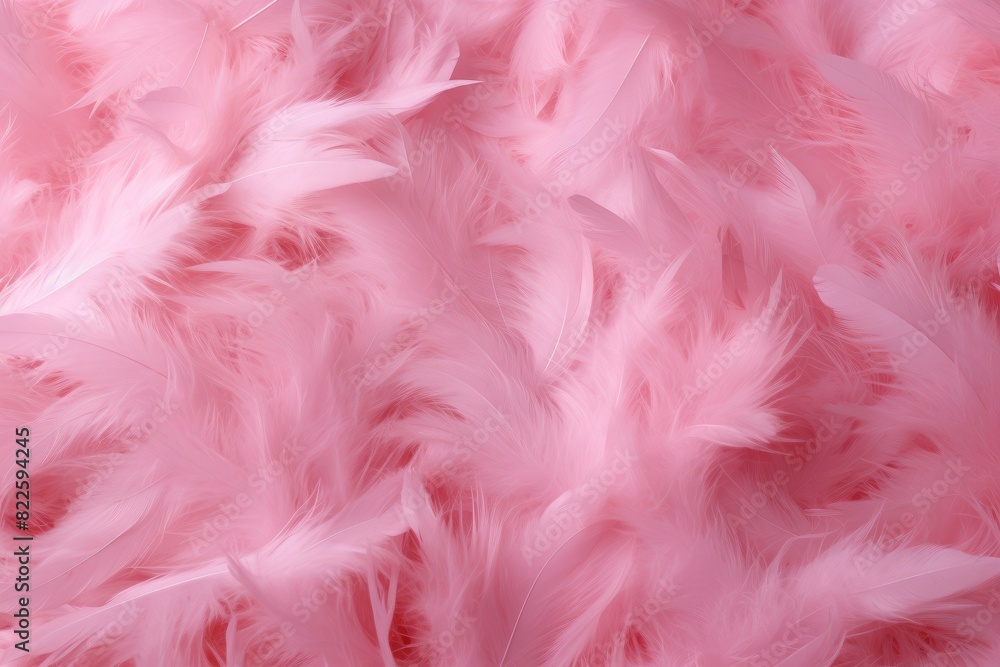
[1, 0, 1000, 664]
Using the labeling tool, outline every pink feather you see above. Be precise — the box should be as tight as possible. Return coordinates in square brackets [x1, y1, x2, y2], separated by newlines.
[3, 0, 1000, 665]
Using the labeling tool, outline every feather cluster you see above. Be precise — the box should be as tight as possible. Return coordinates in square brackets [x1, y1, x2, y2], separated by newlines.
[2, 0, 1000, 665]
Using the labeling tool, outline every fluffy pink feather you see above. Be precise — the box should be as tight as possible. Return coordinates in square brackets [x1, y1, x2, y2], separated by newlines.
[2, 0, 1000, 665]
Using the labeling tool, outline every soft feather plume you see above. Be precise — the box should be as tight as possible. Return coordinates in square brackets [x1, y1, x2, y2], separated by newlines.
[3, 0, 1000, 665]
